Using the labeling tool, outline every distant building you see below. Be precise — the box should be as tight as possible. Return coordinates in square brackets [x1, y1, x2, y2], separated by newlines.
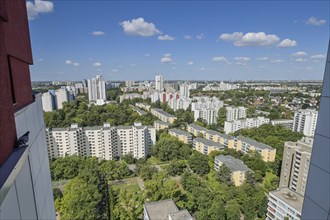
[224, 116, 270, 134]
[214, 155, 252, 186]
[119, 93, 149, 103]
[46, 122, 155, 160]
[55, 88, 69, 109]
[154, 120, 170, 131]
[271, 119, 294, 129]
[155, 75, 164, 91]
[179, 83, 190, 98]
[87, 74, 107, 105]
[168, 129, 193, 144]
[136, 103, 151, 111]
[267, 188, 303, 220]
[167, 98, 191, 111]
[279, 138, 313, 196]
[226, 106, 247, 121]
[129, 104, 147, 116]
[143, 199, 192, 220]
[292, 109, 318, 137]
[194, 108, 219, 125]
[125, 80, 135, 87]
[193, 137, 224, 155]
[187, 123, 209, 137]
[41, 92, 55, 112]
[191, 96, 223, 124]
[150, 108, 177, 124]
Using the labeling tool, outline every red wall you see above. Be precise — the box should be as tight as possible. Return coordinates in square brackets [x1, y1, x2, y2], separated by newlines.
[0, 0, 33, 165]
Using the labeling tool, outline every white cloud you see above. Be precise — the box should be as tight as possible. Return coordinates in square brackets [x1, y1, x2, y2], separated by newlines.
[270, 59, 283, 63]
[196, 33, 206, 40]
[257, 57, 269, 61]
[91, 31, 105, 36]
[306, 17, 326, 26]
[310, 54, 326, 59]
[234, 57, 250, 61]
[212, 56, 229, 63]
[26, 0, 54, 20]
[277, 39, 297, 48]
[219, 32, 280, 46]
[292, 51, 307, 57]
[160, 53, 173, 64]
[158, 35, 175, 41]
[145, 53, 151, 57]
[184, 35, 193, 40]
[111, 69, 118, 72]
[295, 58, 307, 62]
[93, 62, 102, 67]
[65, 60, 73, 65]
[199, 67, 206, 71]
[37, 58, 44, 62]
[186, 61, 194, 65]
[120, 17, 161, 37]
[72, 63, 80, 67]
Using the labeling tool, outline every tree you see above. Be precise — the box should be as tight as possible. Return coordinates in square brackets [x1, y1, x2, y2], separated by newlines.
[167, 160, 187, 176]
[188, 152, 210, 175]
[53, 188, 63, 201]
[136, 164, 158, 180]
[151, 134, 184, 161]
[121, 153, 136, 164]
[207, 197, 226, 220]
[226, 199, 241, 220]
[217, 107, 227, 127]
[215, 165, 233, 186]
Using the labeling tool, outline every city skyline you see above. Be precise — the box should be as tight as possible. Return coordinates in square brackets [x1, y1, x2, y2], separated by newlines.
[28, 1, 329, 81]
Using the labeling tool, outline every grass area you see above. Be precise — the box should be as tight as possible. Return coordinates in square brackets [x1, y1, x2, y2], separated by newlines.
[111, 177, 140, 190]
[262, 171, 279, 192]
[147, 156, 170, 165]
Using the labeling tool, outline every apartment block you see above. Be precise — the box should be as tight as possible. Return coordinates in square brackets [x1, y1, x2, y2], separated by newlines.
[87, 74, 107, 104]
[267, 188, 303, 220]
[224, 116, 270, 134]
[279, 138, 313, 195]
[55, 88, 69, 109]
[233, 136, 276, 162]
[143, 199, 192, 220]
[136, 102, 151, 111]
[155, 75, 164, 91]
[41, 92, 55, 112]
[204, 130, 235, 149]
[193, 108, 219, 125]
[129, 104, 147, 116]
[214, 155, 252, 186]
[226, 106, 247, 121]
[168, 129, 193, 144]
[193, 137, 224, 155]
[167, 98, 191, 111]
[271, 119, 294, 129]
[187, 123, 209, 137]
[292, 109, 318, 137]
[154, 120, 170, 131]
[191, 96, 223, 125]
[150, 108, 177, 124]
[46, 122, 155, 160]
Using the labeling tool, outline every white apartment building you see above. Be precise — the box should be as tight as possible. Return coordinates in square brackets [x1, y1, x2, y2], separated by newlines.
[226, 106, 247, 121]
[55, 88, 69, 109]
[267, 188, 303, 220]
[193, 108, 218, 125]
[155, 75, 164, 91]
[41, 92, 54, 112]
[167, 98, 191, 111]
[46, 122, 155, 160]
[119, 93, 149, 103]
[125, 80, 135, 87]
[202, 82, 239, 91]
[179, 83, 190, 98]
[87, 74, 107, 104]
[224, 116, 270, 134]
[271, 119, 294, 129]
[292, 109, 318, 137]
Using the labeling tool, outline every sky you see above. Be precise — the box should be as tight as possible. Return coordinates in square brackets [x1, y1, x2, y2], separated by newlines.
[27, 0, 330, 81]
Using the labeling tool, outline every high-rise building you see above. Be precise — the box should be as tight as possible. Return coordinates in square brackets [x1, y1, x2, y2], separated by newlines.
[125, 80, 135, 87]
[180, 83, 190, 98]
[292, 109, 318, 137]
[279, 138, 313, 196]
[194, 108, 219, 125]
[301, 40, 330, 219]
[155, 74, 164, 91]
[46, 122, 155, 160]
[42, 92, 55, 112]
[0, 1, 55, 218]
[226, 106, 247, 121]
[55, 88, 69, 109]
[87, 74, 107, 104]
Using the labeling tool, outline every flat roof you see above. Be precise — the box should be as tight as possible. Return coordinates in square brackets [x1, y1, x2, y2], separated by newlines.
[238, 136, 274, 150]
[144, 199, 179, 220]
[169, 210, 192, 220]
[169, 129, 192, 137]
[187, 123, 208, 132]
[207, 130, 234, 140]
[154, 120, 170, 125]
[194, 137, 224, 148]
[151, 108, 177, 118]
[270, 188, 304, 213]
[215, 155, 252, 172]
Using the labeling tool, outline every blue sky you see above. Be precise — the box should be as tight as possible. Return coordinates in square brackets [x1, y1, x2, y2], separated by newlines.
[27, 0, 329, 81]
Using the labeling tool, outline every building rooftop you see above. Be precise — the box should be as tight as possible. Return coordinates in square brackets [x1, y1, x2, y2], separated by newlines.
[129, 104, 147, 115]
[270, 187, 304, 213]
[151, 108, 177, 118]
[187, 123, 208, 132]
[215, 155, 252, 172]
[144, 199, 179, 220]
[154, 120, 170, 125]
[237, 136, 274, 150]
[194, 137, 224, 148]
[207, 129, 235, 140]
[169, 129, 192, 137]
[169, 210, 192, 220]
